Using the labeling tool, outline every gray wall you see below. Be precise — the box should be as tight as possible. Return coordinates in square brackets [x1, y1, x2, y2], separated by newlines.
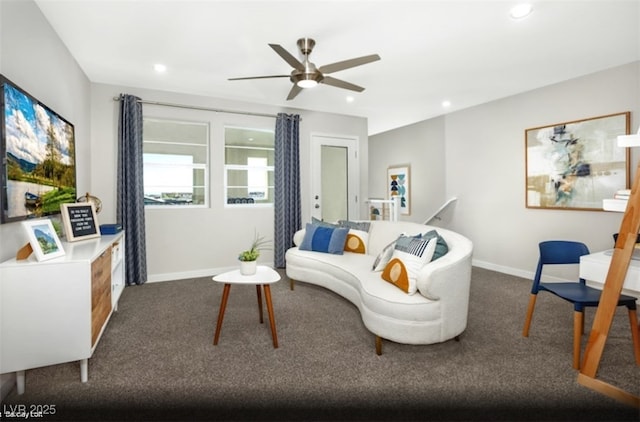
[0, 0, 92, 262]
[0, 0, 369, 283]
[369, 116, 447, 223]
[370, 61, 640, 280]
[90, 84, 369, 281]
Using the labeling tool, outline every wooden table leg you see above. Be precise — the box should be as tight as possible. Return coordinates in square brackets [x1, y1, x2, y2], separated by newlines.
[263, 285, 278, 348]
[256, 285, 264, 323]
[213, 284, 231, 345]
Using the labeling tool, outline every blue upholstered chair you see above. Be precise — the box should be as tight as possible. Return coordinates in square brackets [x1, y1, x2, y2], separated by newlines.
[522, 240, 639, 369]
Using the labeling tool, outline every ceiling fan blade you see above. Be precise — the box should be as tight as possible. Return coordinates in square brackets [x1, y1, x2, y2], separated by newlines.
[318, 54, 380, 74]
[228, 75, 290, 81]
[286, 84, 303, 100]
[269, 44, 305, 71]
[321, 76, 365, 92]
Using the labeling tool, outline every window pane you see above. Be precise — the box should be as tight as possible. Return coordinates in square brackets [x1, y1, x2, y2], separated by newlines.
[224, 126, 274, 206]
[144, 119, 208, 145]
[144, 144, 207, 164]
[143, 118, 209, 207]
[225, 147, 274, 166]
[226, 187, 273, 204]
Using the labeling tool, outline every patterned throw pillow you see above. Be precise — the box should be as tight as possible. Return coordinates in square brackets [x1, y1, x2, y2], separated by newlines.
[343, 230, 368, 254]
[372, 239, 397, 271]
[420, 230, 449, 261]
[311, 216, 339, 228]
[381, 235, 436, 294]
[338, 220, 372, 254]
[299, 223, 349, 255]
[337, 220, 371, 232]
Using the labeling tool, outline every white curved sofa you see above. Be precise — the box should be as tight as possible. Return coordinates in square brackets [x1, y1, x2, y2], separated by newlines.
[285, 220, 473, 354]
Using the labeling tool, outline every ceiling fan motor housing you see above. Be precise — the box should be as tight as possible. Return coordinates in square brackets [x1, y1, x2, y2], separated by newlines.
[297, 38, 315, 55]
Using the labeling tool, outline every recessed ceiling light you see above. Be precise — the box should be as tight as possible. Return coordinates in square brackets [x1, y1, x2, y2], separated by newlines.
[346, 96, 355, 103]
[510, 3, 533, 19]
[442, 100, 451, 108]
[154, 63, 167, 73]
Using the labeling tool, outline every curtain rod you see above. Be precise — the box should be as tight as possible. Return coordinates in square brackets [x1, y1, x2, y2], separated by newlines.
[112, 97, 281, 119]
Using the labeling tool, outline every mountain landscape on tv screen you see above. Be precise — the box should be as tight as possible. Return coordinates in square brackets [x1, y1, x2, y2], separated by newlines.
[2, 78, 76, 221]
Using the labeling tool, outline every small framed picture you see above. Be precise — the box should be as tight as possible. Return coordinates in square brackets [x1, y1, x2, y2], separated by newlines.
[22, 219, 65, 261]
[60, 203, 101, 242]
[387, 164, 411, 215]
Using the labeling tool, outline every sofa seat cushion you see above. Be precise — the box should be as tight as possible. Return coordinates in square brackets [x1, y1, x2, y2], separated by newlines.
[348, 264, 441, 322]
[286, 247, 441, 323]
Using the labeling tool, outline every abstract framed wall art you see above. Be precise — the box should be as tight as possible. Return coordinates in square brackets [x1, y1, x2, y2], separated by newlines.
[388, 164, 410, 215]
[525, 112, 630, 211]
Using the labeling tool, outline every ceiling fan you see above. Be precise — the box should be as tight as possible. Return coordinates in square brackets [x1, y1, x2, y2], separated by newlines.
[228, 38, 381, 100]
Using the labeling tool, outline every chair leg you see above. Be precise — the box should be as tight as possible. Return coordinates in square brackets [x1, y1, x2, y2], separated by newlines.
[627, 308, 640, 365]
[375, 336, 383, 355]
[573, 310, 583, 370]
[522, 293, 537, 337]
[290, 278, 295, 291]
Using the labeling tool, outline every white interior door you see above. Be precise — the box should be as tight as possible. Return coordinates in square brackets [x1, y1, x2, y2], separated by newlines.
[311, 134, 358, 222]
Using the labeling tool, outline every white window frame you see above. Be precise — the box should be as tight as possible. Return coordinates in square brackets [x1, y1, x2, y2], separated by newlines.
[142, 117, 209, 209]
[224, 126, 274, 207]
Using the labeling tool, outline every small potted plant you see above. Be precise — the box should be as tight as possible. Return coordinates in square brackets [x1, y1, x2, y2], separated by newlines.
[238, 231, 271, 275]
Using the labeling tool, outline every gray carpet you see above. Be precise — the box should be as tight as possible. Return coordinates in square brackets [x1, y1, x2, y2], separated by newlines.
[3, 267, 639, 421]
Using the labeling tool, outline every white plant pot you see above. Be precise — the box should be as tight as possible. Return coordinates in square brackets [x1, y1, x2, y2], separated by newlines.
[240, 260, 257, 276]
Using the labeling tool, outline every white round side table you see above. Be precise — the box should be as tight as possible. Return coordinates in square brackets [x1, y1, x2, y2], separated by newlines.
[212, 265, 281, 348]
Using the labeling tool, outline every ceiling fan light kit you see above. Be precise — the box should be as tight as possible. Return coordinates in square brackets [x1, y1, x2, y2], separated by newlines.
[296, 78, 319, 89]
[229, 37, 380, 100]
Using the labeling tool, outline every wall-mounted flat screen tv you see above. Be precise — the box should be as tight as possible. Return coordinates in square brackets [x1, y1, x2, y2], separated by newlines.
[0, 74, 76, 223]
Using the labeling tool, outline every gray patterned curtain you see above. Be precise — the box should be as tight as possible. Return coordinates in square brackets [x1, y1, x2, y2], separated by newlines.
[117, 94, 147, 285]
[274, 113, 301, 268]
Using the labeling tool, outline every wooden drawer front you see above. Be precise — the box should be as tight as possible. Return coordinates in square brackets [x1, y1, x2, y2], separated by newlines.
[91, 248, 112, 346]
[91, 248, 111, 308]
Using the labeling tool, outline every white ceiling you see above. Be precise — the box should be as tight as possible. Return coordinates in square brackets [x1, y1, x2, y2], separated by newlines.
[34, 0, 640, 135]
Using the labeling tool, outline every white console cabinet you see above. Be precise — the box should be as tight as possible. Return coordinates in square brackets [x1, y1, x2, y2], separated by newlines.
[0, 232, 125, 394]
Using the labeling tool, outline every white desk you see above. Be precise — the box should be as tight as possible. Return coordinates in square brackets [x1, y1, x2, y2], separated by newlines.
[579, 250, 640, 298]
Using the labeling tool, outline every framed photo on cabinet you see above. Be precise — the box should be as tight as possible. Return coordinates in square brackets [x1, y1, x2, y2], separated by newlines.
[22, 219, 65, 261]
[525, 112, 630, 210]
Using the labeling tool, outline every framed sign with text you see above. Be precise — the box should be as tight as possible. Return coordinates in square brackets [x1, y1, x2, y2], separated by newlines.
[60, 203, 100, 242]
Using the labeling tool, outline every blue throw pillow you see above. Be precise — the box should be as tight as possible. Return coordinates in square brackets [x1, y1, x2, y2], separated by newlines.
[299, 223, 349, 254]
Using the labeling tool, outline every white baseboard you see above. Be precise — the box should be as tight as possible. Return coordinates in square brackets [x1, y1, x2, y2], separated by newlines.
[146, 267, 233, 283]
[145, 262, 274, 283]
[472, 259, 574, 283]
[472, 259, 533, 280]
[151, 261, 535, 285]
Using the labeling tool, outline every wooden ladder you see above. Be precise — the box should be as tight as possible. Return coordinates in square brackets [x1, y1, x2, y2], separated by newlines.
[577, 158, 640, 407]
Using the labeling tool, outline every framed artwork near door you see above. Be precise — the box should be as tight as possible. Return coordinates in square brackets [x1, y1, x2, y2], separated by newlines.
[525, 112, 630, 211]
[387, 164, 410, 215]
